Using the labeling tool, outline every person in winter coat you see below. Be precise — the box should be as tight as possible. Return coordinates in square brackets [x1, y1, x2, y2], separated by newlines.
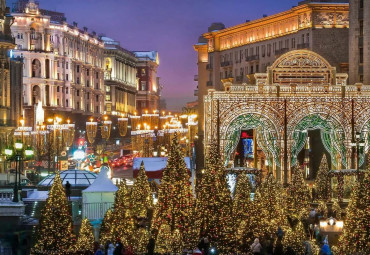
[319, 243, 331, 255]
[250, 238, 262, 255]
[107, 242, 115, 255]
[274, 239, 284, 255]
[113, 242, 123, 255]
[147, 237, 155, 255]
[304, 241, 313, 255]
[276, 227, 284, 240]
[94, 245, 104, 255]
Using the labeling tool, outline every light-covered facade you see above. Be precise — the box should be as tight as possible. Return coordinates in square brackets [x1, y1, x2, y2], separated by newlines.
[194, 1, 350, 169]
[10, 0, 105, 121]
[103, 37, 137, 115]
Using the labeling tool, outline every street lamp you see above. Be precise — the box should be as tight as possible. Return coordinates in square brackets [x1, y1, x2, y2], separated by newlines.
[5, 140, 34, 202]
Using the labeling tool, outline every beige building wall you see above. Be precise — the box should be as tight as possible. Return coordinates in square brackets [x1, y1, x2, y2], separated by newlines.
[349, 0, 370, 84]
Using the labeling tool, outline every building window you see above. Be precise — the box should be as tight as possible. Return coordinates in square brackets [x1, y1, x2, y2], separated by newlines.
[106, 86, 110, 92]
[57, 98, 60, 106]
[360, 21, 364, 37]
[66, 99, 69, 107]
[245, 49, 248, 58]
[30, 28, 36, 39]
[302, 34, 305, 44]
[57, 73, 60, 80]
[96, 95, 99, 101]
[96, 106, 99, 113]
[86, 104, 89, 112]
[57, 61, 60, 67]
[66, 87, 69, 94]
[77, 77, 80, 84]
[306, 33, 310, 44]
[250, 65, 254, 74]
[66, 62, 69, 69]
[360, 48, 364, 64]
[77, 90, 80, 96]
[141, 68, 146, 75]
[141, 81, 147, 91]
[66, 74, 69, 81]
[87, 80, 90, 87]
[267, 44, 271, 57]
[291, 38, 296, 48]
[285, 39, 289, 49]
[77, 65, 80, 73]
[87, 92, 90, 100]
[256, 64, 259, 73]
[256, 46, 259, 57]
[262, 45, 266, 57]
[57, 86, 60, 92]
[360, 0, 364, 8]
[141, 101, 146, 108]
[86, 69, 90, 76]
[106, 95, 111, 101]
[96, 72, 99, 79]
[77, 102, 80, 110]
[96, 83, 99, 89]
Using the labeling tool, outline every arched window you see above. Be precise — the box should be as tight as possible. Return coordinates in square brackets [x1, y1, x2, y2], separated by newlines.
[32, 59, 41, 77]
[30, 28, 36, 39]
[32, 85, 41, 105]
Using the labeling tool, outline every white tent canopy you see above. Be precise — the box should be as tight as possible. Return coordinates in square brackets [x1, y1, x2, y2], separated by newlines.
[82, 167, 117, 220]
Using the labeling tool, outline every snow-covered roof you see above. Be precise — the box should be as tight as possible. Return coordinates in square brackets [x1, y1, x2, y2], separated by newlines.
[83, 167, 118, 193]
[133, 157, 191, 171]
[133, 51, 158, 62]
[23, 189, 80, 201]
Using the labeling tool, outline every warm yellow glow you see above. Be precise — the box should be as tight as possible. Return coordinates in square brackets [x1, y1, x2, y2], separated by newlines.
[19, 118, 25, 127]
[320, 221, 328, 228]
[90, 117, 94, 122]
[336, 221, 344, 228]
[67, 119, 71, 124]
[47, 118, 53, 123]
[104, 116, 108, 121]
[145, 110, 148, 114]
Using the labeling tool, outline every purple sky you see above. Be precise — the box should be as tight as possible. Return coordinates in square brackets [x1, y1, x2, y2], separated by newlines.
[8, 0, 298, 111]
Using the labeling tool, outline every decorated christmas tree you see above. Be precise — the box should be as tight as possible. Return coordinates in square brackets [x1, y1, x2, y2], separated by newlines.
[132, 228, 150, 254]
[286, 166, 310, 218]
[315, 154, 331, 201]
[75, 218, 95, 253]
[131, 161, 153, 219]
[111, 179, 134, 246]
[282, 222, 306, 254]
[232, 172, 252, 251]
[194, 143, 234, 253]
[154, 224, 172, 254]
[99, 208, 113, 245]
[151, 133, 195, 252]
[244, 173, 287, 243]
[32, 171, 75, 254]
[339, 172, 369, 254]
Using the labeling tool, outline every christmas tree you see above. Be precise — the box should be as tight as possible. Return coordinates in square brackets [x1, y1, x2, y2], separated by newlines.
[154, 224, 172, 254]
[75, 218, 95, 253]
[286, 166, 310, 219]
[111, 179, 134, 246]
[131, 161, 153, 219]
[194, 143, 234, 253]
[232, 172, 252, 251]
[132, 228, 149, 254]
[99, 208, 113, 245]
[32, 171, 75, 254]
[339, 173, 369, 254]
[315, 154, 331, 201]
[282, 222, 306, 254]
[151, 133, 195, 252]
[246, 173, 287, 242]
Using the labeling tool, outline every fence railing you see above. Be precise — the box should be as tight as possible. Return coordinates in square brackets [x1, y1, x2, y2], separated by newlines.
[82, 202, 114, 220]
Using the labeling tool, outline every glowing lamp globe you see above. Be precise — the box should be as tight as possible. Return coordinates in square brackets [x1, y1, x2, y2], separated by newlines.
[15, 141, 23, 151]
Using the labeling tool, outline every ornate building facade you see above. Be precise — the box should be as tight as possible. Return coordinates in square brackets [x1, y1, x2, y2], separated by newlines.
[194, 1, 350, 169]
[133, 51, 161, 114]
[0, 0, 23, 135]
[103, 37, 137, 116]
[349, 0, 370, 84]
[204, 50, 370, 183]
[10, 0, 105, 125]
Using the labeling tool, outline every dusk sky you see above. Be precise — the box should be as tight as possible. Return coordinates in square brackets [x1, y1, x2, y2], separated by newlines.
[7, 0, 298, 111]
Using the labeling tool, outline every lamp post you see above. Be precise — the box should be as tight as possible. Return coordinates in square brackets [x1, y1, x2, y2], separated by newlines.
[5, 140, 34, 202]
[352, 132, 365, 179]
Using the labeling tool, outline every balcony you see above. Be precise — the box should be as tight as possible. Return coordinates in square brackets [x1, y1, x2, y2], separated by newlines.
[221, 61, 232, 67]
[297, 43, 310, 49]
[194, 75, 198, 81]
[246, 55, 259, 62]
[206, 81, 213, 86]
[275, 48, 290, 56]
[194, 89, 198, 97]
[206, 64, 213, 70]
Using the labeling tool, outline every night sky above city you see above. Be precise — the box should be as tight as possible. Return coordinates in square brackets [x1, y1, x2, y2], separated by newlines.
[7, 0, 298, 111]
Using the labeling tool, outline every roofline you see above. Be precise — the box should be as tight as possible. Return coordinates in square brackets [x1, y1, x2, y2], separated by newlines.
[203, 3, 349, 39]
